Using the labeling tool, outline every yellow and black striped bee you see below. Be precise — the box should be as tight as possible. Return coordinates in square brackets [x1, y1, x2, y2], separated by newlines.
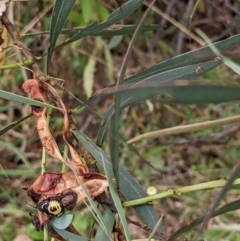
[36, 191, 77, 217]
[38, 199, 63, 217]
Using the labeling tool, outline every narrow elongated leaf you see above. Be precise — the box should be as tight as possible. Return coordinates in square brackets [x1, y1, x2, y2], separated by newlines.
[25, 25, 159, 37]
[47, 0, 76, 71]
[43, 25, 159, 37]
[95, 205, 115, 241]
[51, 227, 90, 241]
[119, 60, 222, 108]
[0, 114, 31, 136]
[107, 35, 123, 49]
[97, 59, 222, 146]
[84, 34, 240, 112]
[168, 199, 240, 241]
[102, 153, 131, 241]
[119, 80, 240, 108]
[200, 163, 240, 236]
[97, 81, 240, 146]
[97, 107, 114, 147]
[110, 0, 151, 192]
[101, 82, 240, 105]
[83, 58, 96, 98]
[55, 0, 143, 50]
[0, 90, 58, 109]
[0, 169, 36, 177]
[123, 34, 240, 85]
[72, 130, 165, 236]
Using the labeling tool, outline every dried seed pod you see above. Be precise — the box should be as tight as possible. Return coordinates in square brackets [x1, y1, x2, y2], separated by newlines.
[27, 172, 108, 227]
[60, 191, 78, 211]
[22, 79, 72, 168]
[22, 78, 89, 174]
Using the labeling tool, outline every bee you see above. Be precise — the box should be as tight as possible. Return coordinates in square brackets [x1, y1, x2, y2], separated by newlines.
[36, 191, 77, 217]
[37, 199, 63, 217]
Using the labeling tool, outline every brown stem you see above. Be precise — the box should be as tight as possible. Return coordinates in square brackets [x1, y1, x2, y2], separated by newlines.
[1, 13, 45, 81]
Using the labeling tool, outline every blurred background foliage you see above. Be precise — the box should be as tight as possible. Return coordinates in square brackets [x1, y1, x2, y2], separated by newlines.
[1, 0, 240, 240]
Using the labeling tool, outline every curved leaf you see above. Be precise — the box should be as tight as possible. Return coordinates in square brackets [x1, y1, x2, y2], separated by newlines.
[123, 34, 240, 85]
[83, 34, 240, 115]
[72, 130, 165, 237]
[97, 59, 222, 146]
[55, 0, 143, 51]
[95, 205, 115, 241]
[0, 90, 58, 109]
[26, 25, 159, 37]
[200, 163, 240, 235]
[47, 0, 76, 71]
[51, 227, 90, 241]
[97, 105, 114, 146]
[0, 114, 31, 136]
[110, 0, 152, 192]
[119, 60, 222, 108]
[51, 214, 73, 230]
[95, 34, 240, 145]
[102, 154, 131, 241]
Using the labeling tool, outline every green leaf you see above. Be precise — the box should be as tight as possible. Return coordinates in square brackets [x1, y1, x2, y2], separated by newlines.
[55, 0, 143, 50]
[109, 82, 240, 105]
[102, 154, 131, 241]
[47, 0, 76, 71]
[81, 0, 96, 24]
[107, 35, 123, 49]
[119, 60, 222, 108]
[0, 90, 59, 109]
[68, 10, 82, 24]
[123, 34, 240, 85]
[0, 169, 36, 177]
[97, 3, 110, 21]
[27, 223, 44, 240]
[200, 163, 240, 235]
[83, 58, 96, 98]
[95, 31, 240, 145]
[60, 25, 160, 37]
[72, 130, 165, 236]
[97, 59, 222, 146]
[109, 0, 154, 202]
[51, 227, 90, 241]
[83, 33, 240, 116]
[95, 205, 115, 241]
[168, 199, 240, 241]
[51, 214, 73, 229]
[0, 114, 32, 136]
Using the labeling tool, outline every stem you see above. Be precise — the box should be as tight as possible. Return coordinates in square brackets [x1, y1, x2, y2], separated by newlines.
[41, 148, 46, 174]
[127, 115, 240, 144]
[2, 13, 45, 80]
[122, 177, 240, 208]
[0, 60, 32, 70]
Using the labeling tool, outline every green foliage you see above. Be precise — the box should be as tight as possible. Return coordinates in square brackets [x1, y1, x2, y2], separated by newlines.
[47, 0, 76, 71]
[2, 0, 240, 240]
